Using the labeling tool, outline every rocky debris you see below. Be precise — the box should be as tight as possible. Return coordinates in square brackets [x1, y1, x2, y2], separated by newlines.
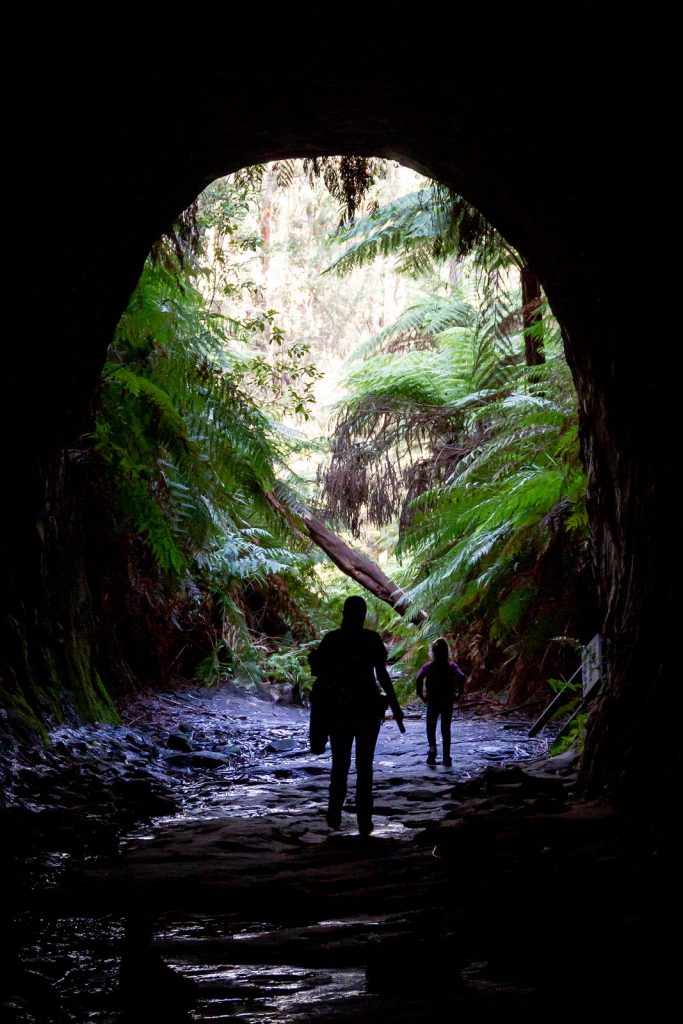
[0, 724, 179, 870]
[0, 684, 309, 869]
[1, 682, 555, 875]
[266, 738, 299, 753]
[167, 731, 193, 752]
[267, 682, 297, 704]
[164, 750, 235, 769]
[442, 759, 578, 816]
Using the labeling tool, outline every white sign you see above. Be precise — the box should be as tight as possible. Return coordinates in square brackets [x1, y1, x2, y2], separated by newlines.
[582, 634, 602, 698]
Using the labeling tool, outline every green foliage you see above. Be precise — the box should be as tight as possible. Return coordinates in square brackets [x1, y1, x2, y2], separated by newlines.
[348, 289, 475, 362]
[550, 713, 587, 755]
[496, 588, 534, 633]
[400, 353, 586, 637]
[544, 668, 585, 753]
[326, 189, 452, 278]
[193, 640, 234, 688]
[96, 256, 282, 578]
[93, 160, 590, 704]
[262, 639, 318, 689]
[326, 184, 517, 280]
[321, 275, 526, 534]
[547, 671, 582, 696]
[95, 173, 324, 681]
[319, 177, 588, 687]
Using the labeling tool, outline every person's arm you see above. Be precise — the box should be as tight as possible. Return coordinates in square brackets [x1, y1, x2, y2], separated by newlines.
[416, 664, 428, 702]
[374, 635, 405, 728]
[452, 662, 466, 700]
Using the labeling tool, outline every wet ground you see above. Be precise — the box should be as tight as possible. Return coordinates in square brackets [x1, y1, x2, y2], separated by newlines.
[120, 683, 553, 838]
[3, 684, 567, 1022]
[7, 684, 670, 1022]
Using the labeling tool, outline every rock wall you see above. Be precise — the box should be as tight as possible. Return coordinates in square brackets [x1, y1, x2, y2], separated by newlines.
[0, 445, 215, 732]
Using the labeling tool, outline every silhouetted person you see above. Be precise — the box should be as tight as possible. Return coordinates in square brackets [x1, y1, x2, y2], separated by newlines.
[416, 638, 465, 766]
[309, 595, 404, 836]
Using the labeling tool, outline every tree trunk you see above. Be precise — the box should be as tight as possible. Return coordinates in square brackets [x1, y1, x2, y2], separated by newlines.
[521, 264, 545, 366]
[267, 492, 426, 622]
[257, 166, 276, 347]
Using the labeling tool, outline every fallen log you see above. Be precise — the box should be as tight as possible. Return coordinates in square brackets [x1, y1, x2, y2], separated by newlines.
[267, 490, 427, 622]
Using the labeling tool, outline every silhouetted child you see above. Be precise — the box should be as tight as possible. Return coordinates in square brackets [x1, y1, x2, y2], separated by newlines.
[416, 638, 465, 766]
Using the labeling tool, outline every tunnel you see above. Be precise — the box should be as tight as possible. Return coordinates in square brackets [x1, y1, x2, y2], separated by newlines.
[2, 14, 674, 817]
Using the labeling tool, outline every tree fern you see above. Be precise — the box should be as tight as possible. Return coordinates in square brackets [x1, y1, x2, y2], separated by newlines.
[94, 176, 323, 666]
[317, 171, 587, 681]
[320, 275, 526, 533]
[325, 189, 449, 278]
[326, 183, 519, 280]
[398, 354, 586, 643]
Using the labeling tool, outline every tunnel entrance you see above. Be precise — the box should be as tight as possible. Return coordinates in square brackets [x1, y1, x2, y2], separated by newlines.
[4, 19, 675, 1020]
[90, 155, 591, 713]
[5, 65, 672, 811]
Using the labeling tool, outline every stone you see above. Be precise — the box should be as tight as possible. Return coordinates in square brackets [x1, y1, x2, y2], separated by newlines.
[167, 732, 193, 752]
[265, 739, 298, 753]
[164, 751, 233, 769]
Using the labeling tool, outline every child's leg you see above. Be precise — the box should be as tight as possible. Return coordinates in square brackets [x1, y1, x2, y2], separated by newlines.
[441, 703, 453, 758]
[426, 703, 438, 760]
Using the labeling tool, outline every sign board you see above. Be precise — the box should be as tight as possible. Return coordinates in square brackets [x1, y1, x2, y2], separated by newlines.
[582, 634, 602, 698]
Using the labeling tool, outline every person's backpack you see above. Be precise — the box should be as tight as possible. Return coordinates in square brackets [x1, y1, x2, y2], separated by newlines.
[308, 676, 330, 754]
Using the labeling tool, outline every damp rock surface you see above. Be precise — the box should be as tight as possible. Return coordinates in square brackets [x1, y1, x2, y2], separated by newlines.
[4, 684, 671, 1022]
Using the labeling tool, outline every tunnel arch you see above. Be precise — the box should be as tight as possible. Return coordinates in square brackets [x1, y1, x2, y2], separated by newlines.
[4, 18, 673, 812]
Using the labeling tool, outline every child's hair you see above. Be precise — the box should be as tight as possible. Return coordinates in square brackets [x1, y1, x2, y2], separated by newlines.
[431, 637, 449, 664]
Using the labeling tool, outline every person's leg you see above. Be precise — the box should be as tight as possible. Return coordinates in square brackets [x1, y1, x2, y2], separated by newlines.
[441, 703, 454, 764]
[426, 703, 438, 764]
[354, 718, 381, 834]
[328, 730, 353, 827]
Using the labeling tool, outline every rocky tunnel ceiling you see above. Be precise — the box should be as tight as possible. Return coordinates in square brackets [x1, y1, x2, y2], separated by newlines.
[4, 13, 674, 806]
[7, 15, 664, 460]
[7, 15, 656, 453]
